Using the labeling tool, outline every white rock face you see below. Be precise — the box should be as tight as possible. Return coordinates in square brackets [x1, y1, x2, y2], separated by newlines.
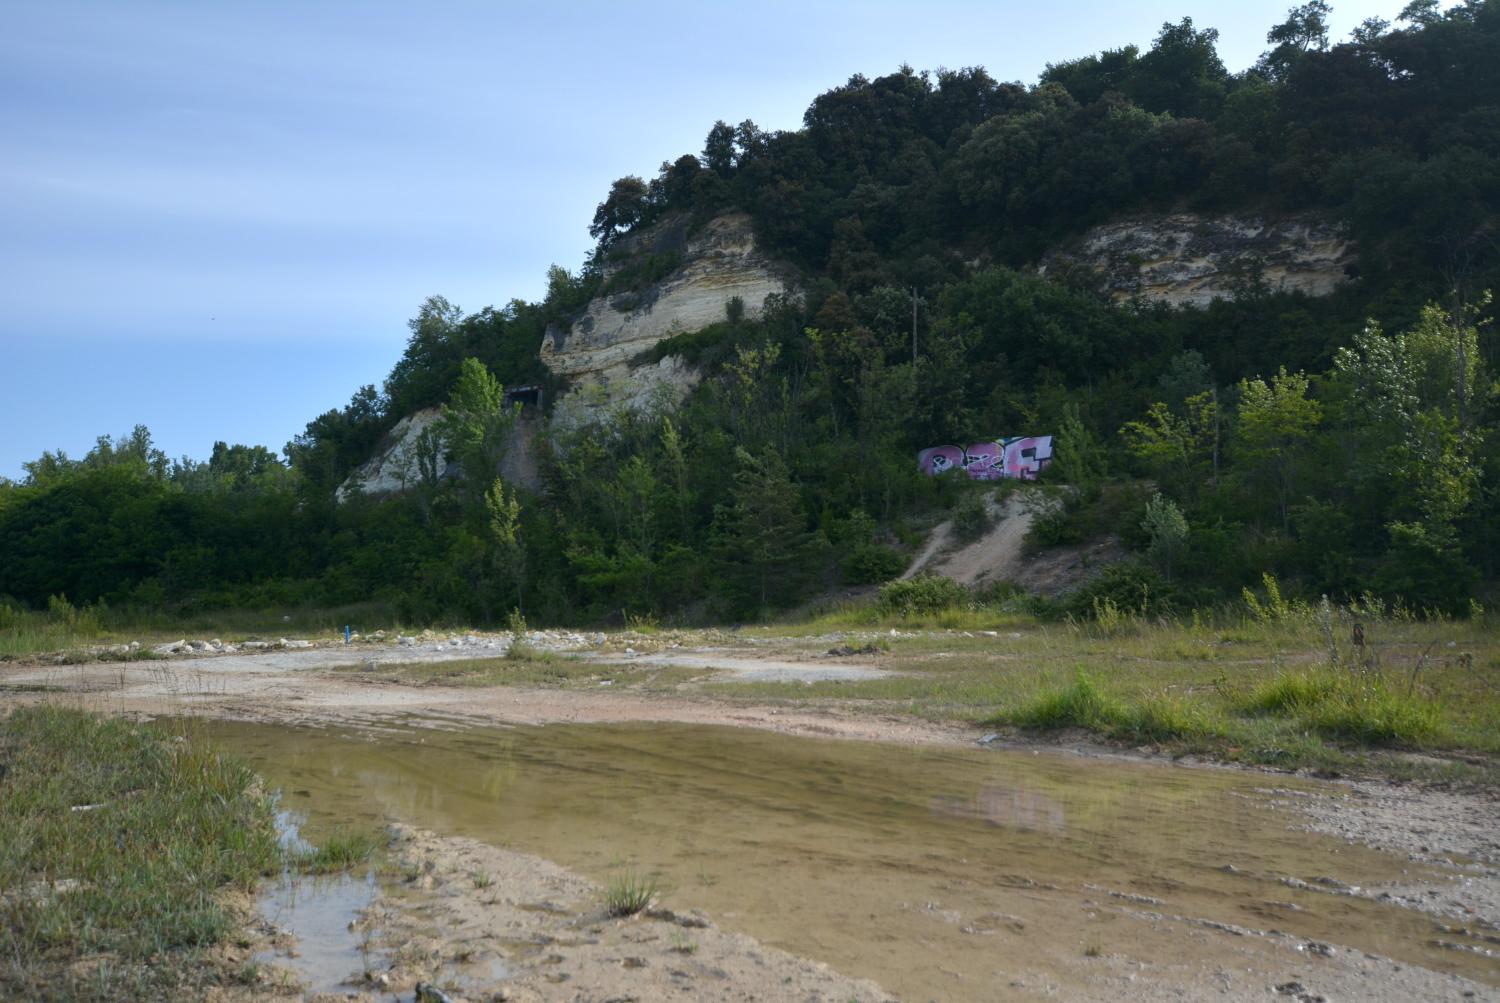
[541, 211, 792, 422]
[336, 407, 447, 501]
[337, 408, 542, 501]
[1040, 213, 1355, 307]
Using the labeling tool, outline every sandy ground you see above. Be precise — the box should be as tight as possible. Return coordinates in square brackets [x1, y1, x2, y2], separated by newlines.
[6, 640, 1499, 1002]
[341, 824, 894, 1003]
[233, 823, 1494, 1003]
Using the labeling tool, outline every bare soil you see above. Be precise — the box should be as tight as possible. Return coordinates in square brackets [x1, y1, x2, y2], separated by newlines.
[901, 490, 1125, 595]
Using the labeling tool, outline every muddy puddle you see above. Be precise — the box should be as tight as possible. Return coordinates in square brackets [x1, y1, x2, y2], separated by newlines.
[201, 719, 1498, 1000]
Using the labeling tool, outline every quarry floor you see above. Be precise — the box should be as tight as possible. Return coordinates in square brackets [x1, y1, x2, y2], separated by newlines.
[3, 634, 1498, 1001]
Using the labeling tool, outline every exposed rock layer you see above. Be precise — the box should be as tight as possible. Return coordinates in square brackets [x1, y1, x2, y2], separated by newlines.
[337, 408, 539, 500]
[1040, 213, 1355, 307]
[541, 211, 793, 421]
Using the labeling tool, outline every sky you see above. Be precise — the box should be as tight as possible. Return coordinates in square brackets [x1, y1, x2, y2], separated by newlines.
[0, 0, 1428, 479]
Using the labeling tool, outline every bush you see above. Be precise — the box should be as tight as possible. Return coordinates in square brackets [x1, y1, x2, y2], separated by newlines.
[841, 543, 907, 585]
[1065, 562, 1176, 619]
[876, 575, 970, 617]
[951, 492, 992, 542]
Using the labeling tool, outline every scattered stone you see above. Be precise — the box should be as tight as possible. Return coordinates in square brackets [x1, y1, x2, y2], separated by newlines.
[826, 643, 879, 657]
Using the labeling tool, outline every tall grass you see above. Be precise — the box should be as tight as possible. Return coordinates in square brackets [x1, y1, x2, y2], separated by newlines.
[1243, 671, 1444, 746]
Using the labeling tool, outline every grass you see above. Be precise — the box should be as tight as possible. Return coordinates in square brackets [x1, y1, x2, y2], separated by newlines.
[0, 706, 282, 1001]
[603, 868, 658, 917]
[717, 604, 1500, 784]
[295, 828, 381, 875]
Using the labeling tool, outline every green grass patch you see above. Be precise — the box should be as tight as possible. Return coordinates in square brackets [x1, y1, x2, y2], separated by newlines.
[0, 707, 280, 1001]
[1243, 671, 1445, 746]
[604, 868, 658, 917]
[295, 828, 381, 875]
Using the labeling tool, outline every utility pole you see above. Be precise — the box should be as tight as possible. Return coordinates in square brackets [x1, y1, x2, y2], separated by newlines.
[912, 287, 918, 364]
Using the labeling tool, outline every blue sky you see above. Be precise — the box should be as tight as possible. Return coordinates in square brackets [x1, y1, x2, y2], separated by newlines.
[0, 1, 1423, 479]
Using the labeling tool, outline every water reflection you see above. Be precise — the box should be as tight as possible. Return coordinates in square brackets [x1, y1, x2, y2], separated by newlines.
[931, 783, 1066, 833]
[200, 718, 1494, 1000]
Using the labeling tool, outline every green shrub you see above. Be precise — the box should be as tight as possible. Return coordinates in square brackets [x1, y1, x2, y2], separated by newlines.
[876, 575, 970, 617]
[952, 492, 992, 542]
[1065, 562, 1175, 619]
[841, 543, 907, 585]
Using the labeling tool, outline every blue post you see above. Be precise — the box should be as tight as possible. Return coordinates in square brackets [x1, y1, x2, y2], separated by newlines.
[344, 624, 351, 646]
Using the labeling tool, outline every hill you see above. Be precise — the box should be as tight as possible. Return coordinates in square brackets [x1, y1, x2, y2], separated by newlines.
[2, 2, 1498, 624]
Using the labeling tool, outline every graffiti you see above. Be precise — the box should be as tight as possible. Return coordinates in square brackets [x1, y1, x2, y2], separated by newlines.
[918, 436, 1053, 481]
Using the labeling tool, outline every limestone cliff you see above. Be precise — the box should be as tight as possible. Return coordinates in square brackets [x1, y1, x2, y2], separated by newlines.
[1039, 213, 1355, 307]
[336, 408, 539, 500]
[336, 407, 447, 502]
[541, 211, 793, 421]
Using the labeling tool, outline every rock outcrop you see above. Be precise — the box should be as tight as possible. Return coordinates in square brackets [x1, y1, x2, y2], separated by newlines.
[541, 211, 793, 422]
[1039, 213, 1355, 307]
[336, 408, 539, 501]
[336, 407, 448, 501]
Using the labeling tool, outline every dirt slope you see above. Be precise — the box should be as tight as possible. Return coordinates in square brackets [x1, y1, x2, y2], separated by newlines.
[903, 488, 1126, 596]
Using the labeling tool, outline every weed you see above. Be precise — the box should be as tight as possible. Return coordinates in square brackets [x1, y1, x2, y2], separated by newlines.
[624, 610, 661, 633]
[472, 870, 495, 889]
[604, 868, 658, 917]
[297, 828, 381, 874]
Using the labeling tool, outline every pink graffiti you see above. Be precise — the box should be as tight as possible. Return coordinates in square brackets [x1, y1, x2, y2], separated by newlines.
[962, 441, 1002, 480]
[917, 436, 1054, 481]
[1001, 436, 1054, 480]
[918, 445, 966, 476]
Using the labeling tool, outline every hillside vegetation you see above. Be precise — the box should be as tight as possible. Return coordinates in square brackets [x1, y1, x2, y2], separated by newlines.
[2, 2, 1498, 626]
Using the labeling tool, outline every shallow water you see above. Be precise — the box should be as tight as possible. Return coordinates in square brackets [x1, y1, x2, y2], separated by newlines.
[203, 718, 1497, 999]
[255, 870, 380, 995]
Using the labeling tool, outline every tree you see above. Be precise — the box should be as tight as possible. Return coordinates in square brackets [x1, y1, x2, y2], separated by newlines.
[1235, 367, 1322, 530]
[485, 477, 525, 614]
[439, 358, 518, 498]
[710, 448, 824, 616]
[703, 120, 736, 178]
[1260, 2, 1332, 79]
[1131, 18, 1229, 119]
[1141, 492, 1189, 580]
[1052, 404, 1108, 498]
[589, 176, 650, 246]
